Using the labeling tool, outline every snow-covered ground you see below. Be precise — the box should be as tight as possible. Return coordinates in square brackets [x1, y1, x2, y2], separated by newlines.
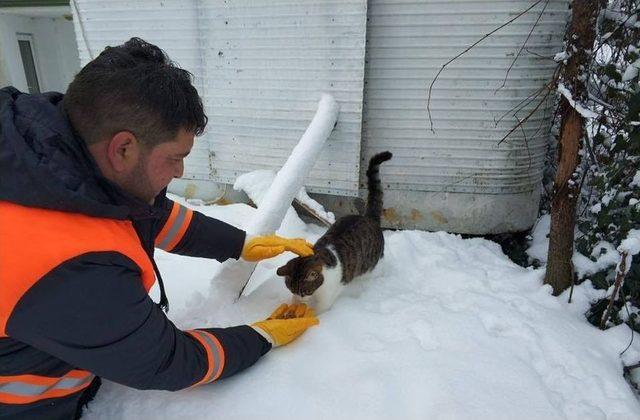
[527, 214, 623, 280]
[86, 195, 640, 420]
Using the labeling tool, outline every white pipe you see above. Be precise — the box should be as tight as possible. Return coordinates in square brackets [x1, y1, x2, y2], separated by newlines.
[247, 93, 339, 235]
[212, 93, 339, 297]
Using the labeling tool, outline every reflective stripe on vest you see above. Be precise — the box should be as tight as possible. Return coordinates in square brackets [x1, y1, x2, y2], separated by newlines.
[155, 202, 193, 252]
[0, 201, 156, 405]
[0, 370, 94, 404]
[188, 330, 225, 385]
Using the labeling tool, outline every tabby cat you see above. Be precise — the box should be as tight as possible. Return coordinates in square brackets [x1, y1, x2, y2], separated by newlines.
[276, 151, 392, 313]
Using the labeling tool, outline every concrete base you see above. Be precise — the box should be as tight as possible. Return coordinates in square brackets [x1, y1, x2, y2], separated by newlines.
[313, 189, 540, 234]
[168, 179, 540, 234]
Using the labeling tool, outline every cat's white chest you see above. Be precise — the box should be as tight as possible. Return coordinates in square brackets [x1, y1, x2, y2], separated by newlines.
[303, 249, 344, 313]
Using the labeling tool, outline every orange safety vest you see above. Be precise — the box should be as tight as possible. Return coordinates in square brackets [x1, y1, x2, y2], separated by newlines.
[0, 200, 156, 404]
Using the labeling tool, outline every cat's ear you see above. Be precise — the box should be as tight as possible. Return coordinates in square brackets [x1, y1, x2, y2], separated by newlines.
[276, 265, 289, 276]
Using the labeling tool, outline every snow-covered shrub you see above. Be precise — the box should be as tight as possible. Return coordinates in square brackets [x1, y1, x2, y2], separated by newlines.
[574, 0, 640, 330]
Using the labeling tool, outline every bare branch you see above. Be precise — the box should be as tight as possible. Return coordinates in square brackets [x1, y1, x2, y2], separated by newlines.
[428, 174, 476, 198]
[600, 251, 629, 330]
[426, 0, 544, 132]
[495, 58, 559, 132]
[618, 292, 635, 357]
[494, 82, 549, 126]
[495, 76, 558, 127]
[529, 97, 553, 143]
[498, 85, 552, 145]
[497, 0, 551, 92]
[525, 48, 558, 60]
[590, 8, 639, 61]
[514, 115, 534, 170]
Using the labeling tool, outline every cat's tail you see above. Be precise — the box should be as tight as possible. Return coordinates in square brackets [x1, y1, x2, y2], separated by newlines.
[365, 151, 392, 222]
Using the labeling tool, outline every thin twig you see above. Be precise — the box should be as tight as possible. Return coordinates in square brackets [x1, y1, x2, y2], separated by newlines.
[494, 82, 549, 126]
[537, 66, 563, 140]
[584, 122, 601, 171]
[497, 0, 551, 92]
[426, 0, 544, 132]
[525, 48, 557, 60]
[588, 8, 639, 75]
[619, 291, 636, 356]
[495, 65, 560, 127]
[498, 86, 552, 145]
[514, 115, 534, 170]
[576, 158, 593, 219]
[568, 260, 578, 303]
[529, 87, 555, 140]
[428, 174, 476, 198]
[600, 251, 629, 329]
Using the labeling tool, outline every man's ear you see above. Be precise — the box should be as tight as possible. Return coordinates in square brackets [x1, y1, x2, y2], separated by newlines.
[107, 131, 139, 172]
[276, 265, 289, 276]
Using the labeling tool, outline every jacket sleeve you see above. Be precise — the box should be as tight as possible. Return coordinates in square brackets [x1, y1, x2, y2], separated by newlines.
[6, 252, 271, 391]
[153, 197, 246, 261]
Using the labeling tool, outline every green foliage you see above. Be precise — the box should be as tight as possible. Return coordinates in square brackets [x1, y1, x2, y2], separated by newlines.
[604, 63, 623, 82]
[577, 0, 640, 330]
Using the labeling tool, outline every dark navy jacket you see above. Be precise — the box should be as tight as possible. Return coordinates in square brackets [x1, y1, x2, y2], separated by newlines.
[0, 87, 271, 419]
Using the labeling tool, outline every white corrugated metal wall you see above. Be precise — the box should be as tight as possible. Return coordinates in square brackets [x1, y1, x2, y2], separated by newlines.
[70, 0, 213, 181]
[363, 0, 565, 194]
[72, 0, 367, 197]
[71, 0, 569, 233]
[199, 1, 367, 196]
[360, 0, 568, 232]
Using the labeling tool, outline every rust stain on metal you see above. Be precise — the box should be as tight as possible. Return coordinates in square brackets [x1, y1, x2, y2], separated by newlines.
[410, 209, 423, 221]
[383, 207, 400, 223]
[430, 211, 448, 225]
[184, 183, 197, 199]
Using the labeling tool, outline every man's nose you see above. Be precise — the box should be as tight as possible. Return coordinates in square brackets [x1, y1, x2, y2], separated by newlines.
[174, 160, 184, 178]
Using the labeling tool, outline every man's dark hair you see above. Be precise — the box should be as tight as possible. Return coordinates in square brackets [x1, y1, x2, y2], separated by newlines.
[63, 37, 207, 146]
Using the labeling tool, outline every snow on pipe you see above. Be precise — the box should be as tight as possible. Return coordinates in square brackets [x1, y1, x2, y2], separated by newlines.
[245, 93, 339, 235]
[212, 93, 340, 296]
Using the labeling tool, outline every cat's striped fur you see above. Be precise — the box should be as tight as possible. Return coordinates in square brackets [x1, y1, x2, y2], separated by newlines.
[277, 151, 392, 312]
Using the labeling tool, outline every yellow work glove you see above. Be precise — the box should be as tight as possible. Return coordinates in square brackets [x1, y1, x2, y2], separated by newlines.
[241, 234, 314, 262]
[251, 303, 319, 347]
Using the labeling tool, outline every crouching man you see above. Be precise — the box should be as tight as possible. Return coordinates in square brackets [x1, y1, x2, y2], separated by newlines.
[0, 38, 318, 419]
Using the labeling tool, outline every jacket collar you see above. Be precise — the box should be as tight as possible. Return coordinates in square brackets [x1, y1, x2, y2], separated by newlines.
[0, 87, 162, 221]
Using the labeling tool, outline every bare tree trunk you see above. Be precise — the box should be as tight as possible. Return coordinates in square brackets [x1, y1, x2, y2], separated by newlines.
[544, 0, 602, 295]
[546, 106, 581, 295]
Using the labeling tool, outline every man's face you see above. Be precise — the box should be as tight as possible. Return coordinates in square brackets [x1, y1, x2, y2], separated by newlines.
[122, 128, 194, 203]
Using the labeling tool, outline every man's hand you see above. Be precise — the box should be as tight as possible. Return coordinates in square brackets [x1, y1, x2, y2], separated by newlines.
[241, 234, 314, 262]
[251, 303, 319, 347]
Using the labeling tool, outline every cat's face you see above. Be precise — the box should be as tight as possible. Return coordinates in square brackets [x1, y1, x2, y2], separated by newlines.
[276, 255, 325, 297]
